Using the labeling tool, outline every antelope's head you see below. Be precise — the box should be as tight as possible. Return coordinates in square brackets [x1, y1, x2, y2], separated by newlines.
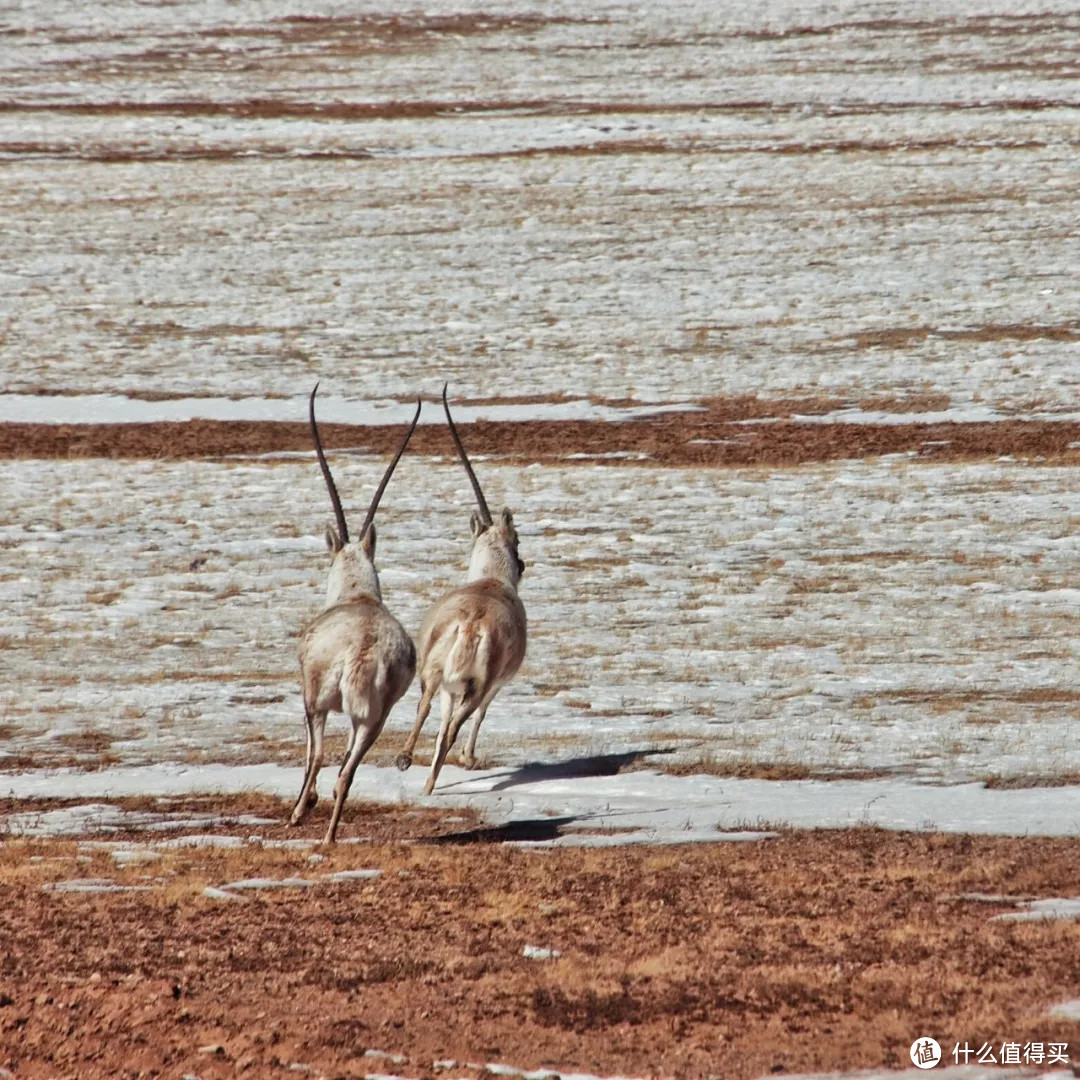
[309, 384, 421, 608]
[442, 384, 526, 590]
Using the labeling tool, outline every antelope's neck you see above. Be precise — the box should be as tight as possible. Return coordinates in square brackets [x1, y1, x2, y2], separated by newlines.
[325, 564, 382, 608]
[467, 547, 518, 590]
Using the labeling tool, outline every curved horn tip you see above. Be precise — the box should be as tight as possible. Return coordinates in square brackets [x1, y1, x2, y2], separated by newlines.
[308, 379, 349, 546]
[356, 397, 423, 540]
[440, 380, 492, 526]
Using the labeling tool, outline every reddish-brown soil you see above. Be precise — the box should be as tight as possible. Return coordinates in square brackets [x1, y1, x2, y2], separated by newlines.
[2, 796, 1079, 1080]
[4, 399, 1080, 467]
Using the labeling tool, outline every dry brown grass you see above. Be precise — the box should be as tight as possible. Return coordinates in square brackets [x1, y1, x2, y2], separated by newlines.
[50, 731, 115, 754]
[983, 772, 1080, 789]
[860, 687, 1080, 708]
[2, 802, 1080, 1079]
[644, 756, 893, 782]
[85, 588, 123, 605]
[8, 411, 1080, 469]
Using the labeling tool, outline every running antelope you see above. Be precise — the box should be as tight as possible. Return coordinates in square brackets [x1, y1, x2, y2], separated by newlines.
[291, 384, 420, 843]
[395, 384, 527, 794]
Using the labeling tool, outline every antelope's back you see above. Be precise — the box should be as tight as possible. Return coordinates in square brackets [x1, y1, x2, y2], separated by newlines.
[300, 597, 415, 676]
[419, 579, 526, 677]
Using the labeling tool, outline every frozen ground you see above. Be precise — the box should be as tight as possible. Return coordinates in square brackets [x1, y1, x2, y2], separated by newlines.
[0, 392, 699, 426]
[2, 0, 1080, 410]
[6, 761, 1080, 842]
[3, 0, 1080, 835]
[8, 394, 1080, 428]
[3, 454, 1079, 801]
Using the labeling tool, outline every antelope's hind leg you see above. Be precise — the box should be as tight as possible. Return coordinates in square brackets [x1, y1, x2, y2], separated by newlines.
[324, 691, 389, 844]
[461, 698, 493, 769]
[396, 675, 437, 771]
[290, 709, 325, 825]
[423, 686, 483, 795]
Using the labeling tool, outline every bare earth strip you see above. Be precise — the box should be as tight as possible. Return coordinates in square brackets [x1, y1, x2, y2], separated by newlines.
[2, 798, 1080, 1080]
[6, 410, 1080, 467]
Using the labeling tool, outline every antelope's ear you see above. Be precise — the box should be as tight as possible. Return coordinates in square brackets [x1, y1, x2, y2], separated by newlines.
[500, 507, 514, 527]
[470, 511, 489, 539]
[325, 526, 343, 556]
[362, 522, 376, 560]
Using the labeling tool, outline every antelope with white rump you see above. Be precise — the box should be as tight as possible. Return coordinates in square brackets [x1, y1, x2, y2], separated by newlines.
[291, 385, 420, 843]
[396, 384, 527, 794]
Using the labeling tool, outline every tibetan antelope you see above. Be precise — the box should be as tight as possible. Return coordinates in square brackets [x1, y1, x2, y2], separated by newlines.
[395, 384, 527, 795]
[291, 384, 420, 843]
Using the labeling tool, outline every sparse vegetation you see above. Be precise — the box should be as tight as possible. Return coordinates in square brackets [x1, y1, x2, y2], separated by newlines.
[2, 804, 1080, 1079]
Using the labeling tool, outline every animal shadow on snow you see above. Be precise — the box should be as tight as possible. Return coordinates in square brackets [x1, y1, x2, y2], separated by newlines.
[431, 747, 674, 797]
[424, 749, 677, 844]
[487, 747, 676, 791]
[427, 815, 580, 845]
[425, 749, 675, 845]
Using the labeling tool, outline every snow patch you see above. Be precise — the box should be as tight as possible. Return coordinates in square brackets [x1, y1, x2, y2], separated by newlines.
[992, 898, 1080, 922]
[5, 762, 1080, 841]
[43, 878, 152, 894]
[327, 868, 383, 881]
[6, 456, 1080, 791]
[203, 886, 246, 902]
[219, 877, 316, 890]
[0, 393, 696, 427]
[522, 945, 562, 960]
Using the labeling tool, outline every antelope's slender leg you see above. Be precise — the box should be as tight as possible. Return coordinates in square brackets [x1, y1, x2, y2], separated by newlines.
[324, 716, 381, 844]
[423, 689, 483, 795]
[290, 708, 316, 822]
[298, 706, 315, 781]
[396, 677, 436, 771]
[461, 700, 491, 769]
[339, 721, 358, 775]
[290, 710, 325, 825]
[423, 690, 455, 796]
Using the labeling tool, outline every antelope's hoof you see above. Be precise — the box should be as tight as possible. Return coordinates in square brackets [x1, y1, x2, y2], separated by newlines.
[395, 752, 413, 772]
[289, 792, 318, 826]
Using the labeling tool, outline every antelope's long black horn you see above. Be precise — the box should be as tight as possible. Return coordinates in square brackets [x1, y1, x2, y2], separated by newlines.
[309, 383, 349, 545]
[359, 399, 422, 540]
[442, 383, 492, 526]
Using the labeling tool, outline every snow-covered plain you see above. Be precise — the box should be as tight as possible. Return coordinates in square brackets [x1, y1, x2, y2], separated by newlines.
[3, 454, 1079, 814]
[3, 0, 1080, 842]
[2, 0, 1080, 410]
[0, 393, 699, 426]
